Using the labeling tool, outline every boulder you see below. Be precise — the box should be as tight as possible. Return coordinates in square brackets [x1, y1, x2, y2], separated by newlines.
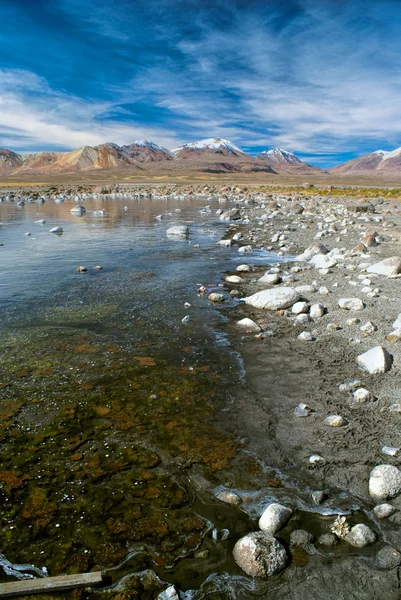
[367, 256, 401, 277]
[310, 254, 337, 269]
[245, 287, 300, 310]
[259, 503, 292, 535]
[345, 524, 376, 548]
[233, 531, 287, 577]
[166, 225, 189, 236]
[338, 298, 364, 311]
[369, 465, 401, 502]
[357, 346, 393, 374]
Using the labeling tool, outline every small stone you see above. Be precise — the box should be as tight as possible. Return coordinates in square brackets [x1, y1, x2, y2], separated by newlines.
[236, 318, 261, 333]
[338, 298, 364, 311]
[166, 225, 189, 236]
[387, 329, 401, 342]
[158, 586, 179, 600]
[49, 226, 63, 233]
[292, 301, 309, 315]
[381, 446, 400, 457]
[233, 531, 287, 577]
[318, 533, 337, 546]
[259, 503, 292, 535]
[373, 504, 396, 519]
[238, 245, 253, 253]
[216, 489, 241, 505]
[258, 273, 280, 284]
[208, 293, 224, 303]
[311, 490, 326, 504]
[310, 303, 325, 319]
[357, 346, 393, 375]
[237, 264, 251, 272]
[289, 530, 314, 547]
[216, 239, 232, 247]
[352, 388, 373, 403]
[376, 546, 401, 569]
[318, 286, 329, 295]
[369, 464, 401, 502]
[339, 379, 361, 393]
[294, 403, 311, 417]
[347, 317, 360, 325]
[309, 454, 325, 466]
[76, 266, 87, 272]
[181, 315, 190, 324]
[294, 314, 310, 325]
[345, 524, 376, 548]
[298, 331, 313, 341]
[225, 275, 243, 284]
[324, 415, 344, 427]
[93, 265, 103, 270]
[360, 321, 377, 334]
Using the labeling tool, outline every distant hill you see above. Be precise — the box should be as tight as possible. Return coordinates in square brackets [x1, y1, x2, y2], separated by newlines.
[257, 148, 326, 174]
[331, 147, 401, 174]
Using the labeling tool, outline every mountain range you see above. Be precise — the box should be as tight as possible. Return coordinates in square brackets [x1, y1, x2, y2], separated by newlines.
[1, 137, 401, 176]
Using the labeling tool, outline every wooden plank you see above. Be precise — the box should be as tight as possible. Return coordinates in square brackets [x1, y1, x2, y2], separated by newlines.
[0, 571, 105, 598]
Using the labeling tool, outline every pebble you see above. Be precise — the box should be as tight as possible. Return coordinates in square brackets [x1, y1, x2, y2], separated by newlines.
[292, 301, 309, 315]
[381, 446, 400, 457]
[309, 454, 325, 466]
[298, 331, 313, 341]
[294, 403, 311, 417]
[373, 503, 396, 519]
[236, 318, 261, 333]
[225, 275, 243, 284]
[236, 264, 251, 272]
[289, 530, 314, 547]
[357, 346, 393, 374]
[158, 586, 179, 600]
[181, 315, 190, 324]
[345, 524, 376, 548]
[216, 489, 241, 505]
[338, 297, 364, 311]
[339, 379, 361, 393]
[208, 293, 224, 303]
[311, 490, 326, 504]
[76, 266, 87, 272]
[352, 388, 373, 403]
[324, 415, 344, 427]
[310, 303, 325, 319]
[318, 533, 337, 546]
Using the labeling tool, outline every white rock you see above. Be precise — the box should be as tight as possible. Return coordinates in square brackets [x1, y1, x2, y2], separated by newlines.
[310, 255, 337, 269]
[382, 446, 400, 457]
[259, 503, 292, 535]
[294, 314, 310, 325]
[367, 256, 401, 277]
[309, 454, 325, 465]
[352, 388, 373, 403]
[236, 318, 261, 333]
[167, 225, 189, 236]
[369, 465, 401, 502]
[158, 586, 179, 600]
[245, 287, 300, 310]
[295, 284, 317, 295]
[360, 321, 377, 334]
[338, 298, 364, 311]
[49, 226, 63, 233]
[310, 303, 325, 319]
[298, 331, 313, 341]
[346, 524, 376, 548]
[237, 264, 251, 272]
[225, 275, 243, 284]
[258, 273, 280, 284]
[233, 531, 287, 577]
[357, 346, 393, 374]
[294, 403, 311, 417]
[318, 286, 329, 295]
[373, 503, 396, 519]
[208, 293, 224, 303]
[324, 415, 344, 427]
[292, 301, 309, 315]
[70, 205, 86, 215]
[393, 314, 401, 330]
[238, 245, 253, 254]
[216, 239, 232, 247]
[297, 243, 328, 261]
[339, 379, 361, 393]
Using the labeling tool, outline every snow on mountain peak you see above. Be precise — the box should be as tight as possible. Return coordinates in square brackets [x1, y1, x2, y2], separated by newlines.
[173, 137, 244, 154]
[380, 146, 401, 161]
[133, 140, 171, 153]
[259, 148, 300, 164]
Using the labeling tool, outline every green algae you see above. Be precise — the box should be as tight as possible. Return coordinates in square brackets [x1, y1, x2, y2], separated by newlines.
[0, 314, 237, 583]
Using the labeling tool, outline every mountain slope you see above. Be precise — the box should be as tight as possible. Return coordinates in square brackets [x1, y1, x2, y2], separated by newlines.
[257, 148, 324, 174]
[0, 148, 23, 171]
[331, 147, 401, 174]
[122, 140, 173, 162]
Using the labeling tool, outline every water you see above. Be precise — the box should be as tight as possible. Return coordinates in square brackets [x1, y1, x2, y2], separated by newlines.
[0, 193, 282, 597]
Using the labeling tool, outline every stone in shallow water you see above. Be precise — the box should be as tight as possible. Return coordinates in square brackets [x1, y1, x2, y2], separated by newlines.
[345, 524, 376, 548]
[376, 546, 401, 569]
[233, 531, 287, 577]
[259, 503, 292, 535]
[166, 225, 189, 236]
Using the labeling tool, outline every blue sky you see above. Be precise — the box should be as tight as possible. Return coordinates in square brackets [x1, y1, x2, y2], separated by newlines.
[1, 0, 401, 166]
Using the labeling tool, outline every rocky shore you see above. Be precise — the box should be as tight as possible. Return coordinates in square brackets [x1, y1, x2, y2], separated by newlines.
[212, 187, 401, 598]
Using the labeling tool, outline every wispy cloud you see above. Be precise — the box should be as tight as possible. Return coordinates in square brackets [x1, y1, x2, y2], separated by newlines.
[1, 0, 401, 165]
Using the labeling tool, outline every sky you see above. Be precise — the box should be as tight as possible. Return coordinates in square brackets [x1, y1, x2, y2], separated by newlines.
[1, 0, 401, 166]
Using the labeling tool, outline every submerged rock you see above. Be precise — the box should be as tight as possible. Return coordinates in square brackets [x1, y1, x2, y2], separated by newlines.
[166, 225, 189, 236]
[233, 531, 287, 577]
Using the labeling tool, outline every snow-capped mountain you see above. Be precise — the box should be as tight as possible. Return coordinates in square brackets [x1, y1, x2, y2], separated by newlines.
[257, 148, 324, 173]
[173, 138, 246, 158]
[331, 146, 401, 174]
[122, 140, 173, 162]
